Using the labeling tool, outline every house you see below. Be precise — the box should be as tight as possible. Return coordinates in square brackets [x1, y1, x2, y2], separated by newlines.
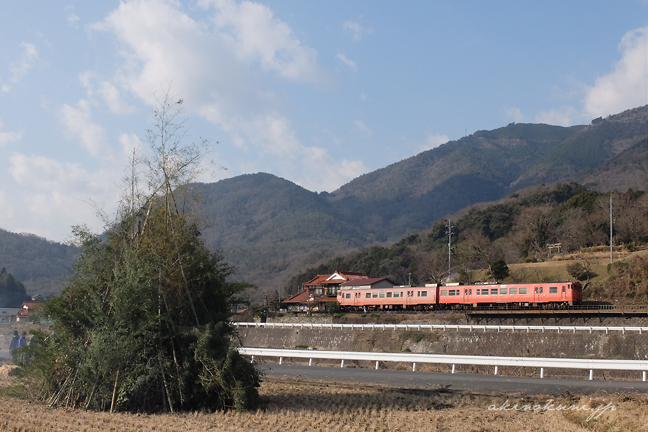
[282, 270, 369, 312]
[16, 302, 41, 322]
[0, 308, 21, 323]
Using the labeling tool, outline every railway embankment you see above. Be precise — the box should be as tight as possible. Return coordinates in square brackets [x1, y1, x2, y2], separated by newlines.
[234, 314, 648, 379]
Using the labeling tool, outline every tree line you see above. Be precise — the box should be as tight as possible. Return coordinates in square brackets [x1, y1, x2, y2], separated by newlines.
[284, 183, 648, 296]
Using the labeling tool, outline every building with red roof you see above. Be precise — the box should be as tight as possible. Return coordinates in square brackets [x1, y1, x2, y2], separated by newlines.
[282, 270, 369, 312]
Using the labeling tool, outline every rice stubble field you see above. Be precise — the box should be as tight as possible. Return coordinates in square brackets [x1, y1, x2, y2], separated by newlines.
[0, 364, 646, 432]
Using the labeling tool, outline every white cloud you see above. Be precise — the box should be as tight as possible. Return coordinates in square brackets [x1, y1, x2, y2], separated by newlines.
[60, 100, 110, 157]
[0, 190, 13, 220]
[2, 42, 39, 92]
[203, 0, 328, 83]
[8, 154, 120, 238]
[79, 72, 137, 114]
[10, 154, 104, 193]
[584, 26, 648, 118]
[93, 0, 345, 191]
[504, 107, 525, 123]
[418, 133, 449, 153]
[66, 5, 80, 26]
[299, 152, 368, 192]
[353, 120, 373, 137]
[343, 20, 372, 41]
[336, 53, 357, 72]
[534, 106, 579, 126]
[98, 81, 137, 114]
[0, 119, 22, 147]
[0, 130, 22, 147]
[118, 133, 142, 158]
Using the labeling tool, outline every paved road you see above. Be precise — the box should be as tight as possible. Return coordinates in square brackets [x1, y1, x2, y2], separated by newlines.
[0, 350, 11, 359]
[258, 363, 648, 396]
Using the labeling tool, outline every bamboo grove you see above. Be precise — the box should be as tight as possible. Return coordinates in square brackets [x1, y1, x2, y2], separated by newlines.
[16, 89, 260, 413]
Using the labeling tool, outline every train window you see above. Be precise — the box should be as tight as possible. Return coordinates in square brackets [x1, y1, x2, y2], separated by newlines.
[421, 291, 428, 297]
[482, 289, 488, 296]
[366, 293, 371, 299]
[417, 291, 421, 297]
[372, 293, 378, 298]
[534, 287, 538, 294]
[469, 289, 472, 295]
[440, 290, 448, 296]
[379, 292, 385, 298]
[510, 287, 517, 295]
[500, 288, 507, 295]
[549, 287, 558, 294]
[401, 292, 404, 297]
[345, 293, 351, 299]
[520, 287, 527, 294]
[449, 290, 455, 296]
[490, 288, 498, 295]
[464, 289, 467, 295]
[562, 286, 566, 292]
[386, 292, 392, 298]
[393, 292, 399, 298]
[476, 289, 480, 296]
[540, 287, 543, 293]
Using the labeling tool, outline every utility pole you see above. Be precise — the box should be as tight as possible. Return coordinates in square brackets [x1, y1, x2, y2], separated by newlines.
[610, 193, 613, 264]
[446, 218, 454, 279]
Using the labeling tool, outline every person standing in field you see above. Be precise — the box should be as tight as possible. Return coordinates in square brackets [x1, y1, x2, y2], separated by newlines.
[16, 332, 27, 349]
[9, 330, 19, 351]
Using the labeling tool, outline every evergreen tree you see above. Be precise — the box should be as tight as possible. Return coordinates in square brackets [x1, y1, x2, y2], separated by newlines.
[0, 267, 31, 308]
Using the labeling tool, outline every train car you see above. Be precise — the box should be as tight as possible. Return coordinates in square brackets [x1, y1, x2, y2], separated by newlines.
[337, 281, 582, 311]
[438, 281, 582, 308]
[337, 285, 438, 311]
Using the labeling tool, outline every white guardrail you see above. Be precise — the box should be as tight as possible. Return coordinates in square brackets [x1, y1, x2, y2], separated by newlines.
[234, 322, 648, 334]
[238, 347, 648, 381]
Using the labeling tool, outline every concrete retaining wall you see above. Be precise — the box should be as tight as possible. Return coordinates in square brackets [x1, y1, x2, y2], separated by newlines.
[236, 326, 648, 360]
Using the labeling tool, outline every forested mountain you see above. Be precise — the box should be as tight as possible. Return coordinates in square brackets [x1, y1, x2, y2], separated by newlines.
[0, 229, 78, 295]
[2, 105, 647, 299]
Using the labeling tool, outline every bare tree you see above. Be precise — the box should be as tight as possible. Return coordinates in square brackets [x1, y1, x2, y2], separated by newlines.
[417, 250, 449, 284]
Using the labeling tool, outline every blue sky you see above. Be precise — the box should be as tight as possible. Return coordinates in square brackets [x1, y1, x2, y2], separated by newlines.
[0, 0, 647, 242]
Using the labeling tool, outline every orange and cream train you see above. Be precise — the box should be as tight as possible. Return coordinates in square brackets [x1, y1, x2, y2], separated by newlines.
[336, 281, 583, 310]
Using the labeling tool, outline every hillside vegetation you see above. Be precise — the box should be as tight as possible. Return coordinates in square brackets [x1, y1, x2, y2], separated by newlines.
[285, 184, 648, 304]
[0, 229, 78, 295]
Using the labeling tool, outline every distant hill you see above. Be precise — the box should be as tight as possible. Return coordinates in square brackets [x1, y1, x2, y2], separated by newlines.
[0, 229, 78, 295]
[186, 174, 370, 297]
[2, 106, 647, 299]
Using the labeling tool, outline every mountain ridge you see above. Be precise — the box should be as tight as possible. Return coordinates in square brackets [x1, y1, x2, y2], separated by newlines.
[2, 105, 647, 298]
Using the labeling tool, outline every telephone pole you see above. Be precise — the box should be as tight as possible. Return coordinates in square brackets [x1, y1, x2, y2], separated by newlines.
[610, 193, 613, 264]
[446, 218, 454, 278]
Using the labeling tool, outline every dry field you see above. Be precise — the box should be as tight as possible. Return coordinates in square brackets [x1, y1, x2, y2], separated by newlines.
[0, 364, 647, 431]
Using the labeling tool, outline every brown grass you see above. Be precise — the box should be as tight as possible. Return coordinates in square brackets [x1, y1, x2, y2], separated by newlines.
[0, 374, 646, 431]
